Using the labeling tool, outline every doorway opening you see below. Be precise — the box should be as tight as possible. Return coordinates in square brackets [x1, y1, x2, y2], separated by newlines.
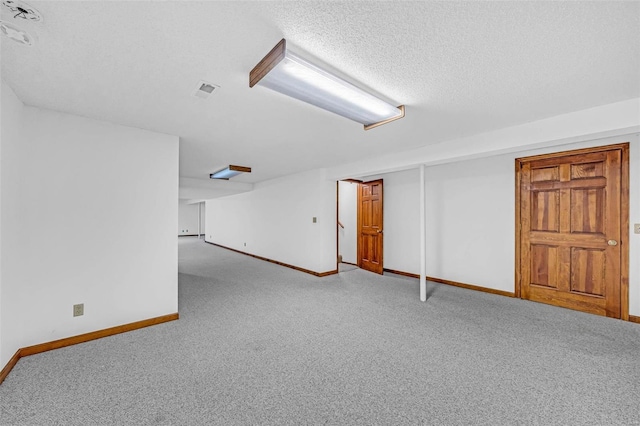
[337, 180, 359, 273]
[337, 179, 384, 275]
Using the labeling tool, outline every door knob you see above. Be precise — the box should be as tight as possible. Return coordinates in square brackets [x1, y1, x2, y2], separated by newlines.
[608, 240, 618, 246]
[377, 230, 383, 234]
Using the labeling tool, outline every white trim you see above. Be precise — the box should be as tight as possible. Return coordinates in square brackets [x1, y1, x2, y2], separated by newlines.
[419, 164, 426, 302]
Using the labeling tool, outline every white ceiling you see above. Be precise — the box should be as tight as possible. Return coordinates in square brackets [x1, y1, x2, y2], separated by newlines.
[2, 1, 639, 194]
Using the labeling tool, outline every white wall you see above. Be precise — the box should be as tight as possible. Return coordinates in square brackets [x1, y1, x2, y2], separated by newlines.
[0, 93, 179, 366]
[379, 169, 421, 274]
[375, 134, 640, 315]
[356, 170, 422, 275]
[338, 181, 357, 264]
[199, 202, 205, 237]
[178, 200, 199, 236]
[339, 172, 421, 270]
[0, 80, 25, 365]
[329, 98, 639, 180]
[327, 98, 638, 314]
[206, 169, 336, 274]
[424, 155, 515, 291]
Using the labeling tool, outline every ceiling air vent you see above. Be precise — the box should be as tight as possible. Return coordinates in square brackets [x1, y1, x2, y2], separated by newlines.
[193, 81, 219, 99]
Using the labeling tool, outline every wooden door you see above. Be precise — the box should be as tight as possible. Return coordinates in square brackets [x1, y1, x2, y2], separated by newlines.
[358, 179, 383, 274]
[517, 144, 629, 319]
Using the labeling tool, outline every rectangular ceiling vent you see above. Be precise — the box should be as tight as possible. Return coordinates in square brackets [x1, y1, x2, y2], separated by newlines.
[193, 80, 219, 99]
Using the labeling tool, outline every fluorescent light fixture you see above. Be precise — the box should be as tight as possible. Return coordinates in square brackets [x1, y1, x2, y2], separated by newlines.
[209, 165, 251, 180]
[250, 39, 405, 131]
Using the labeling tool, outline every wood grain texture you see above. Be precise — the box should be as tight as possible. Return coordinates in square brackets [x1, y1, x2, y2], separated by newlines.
[514, 160, 522, 298]
[382, 269, 515, 298]
[249, 38, 286, 87]
[629, 315, 640, 324]
[358, 180, 384, 274]
[0, 350, 21, 385]
[516, 143, 629, 319]
[228, 165, 251, 173]
[427, 276, 516, 298]
[516, 143, 630, 163]
[383, 268, 419, 279]
[363, 105, 405, 131]
[206, 242, 338, 277]
[0, 313, 178, 385]
[19, 313, 179, 357]
[317, 269, 340, 277]
[619, 144, 630, 321]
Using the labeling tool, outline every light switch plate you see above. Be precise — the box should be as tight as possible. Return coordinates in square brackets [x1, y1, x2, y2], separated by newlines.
[313, 217, 317, 223]
[634, 224, 640, 234]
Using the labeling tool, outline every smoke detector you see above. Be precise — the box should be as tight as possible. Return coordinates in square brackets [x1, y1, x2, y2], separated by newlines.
[0, 20, 33, 45]
[1, 0, 42, 22]
[193, 81, 219, 99]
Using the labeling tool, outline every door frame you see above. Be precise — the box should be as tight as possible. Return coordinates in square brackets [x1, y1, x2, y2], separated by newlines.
[514, 142, 630, 320]
[336, 179, 363, 271]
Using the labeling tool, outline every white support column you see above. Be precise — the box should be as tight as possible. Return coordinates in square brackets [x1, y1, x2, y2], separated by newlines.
[420, 164, 427, 301]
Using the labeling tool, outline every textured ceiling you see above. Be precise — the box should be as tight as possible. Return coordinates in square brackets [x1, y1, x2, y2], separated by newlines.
[2, 1, 639, 190]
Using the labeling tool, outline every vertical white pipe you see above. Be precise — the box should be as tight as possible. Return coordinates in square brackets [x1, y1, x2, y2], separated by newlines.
[420, 164, 426, 301]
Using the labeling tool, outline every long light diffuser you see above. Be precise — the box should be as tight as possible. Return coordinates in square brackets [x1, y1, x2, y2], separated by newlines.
[250, 39, 404, 130]
[210, 165, 251, 180]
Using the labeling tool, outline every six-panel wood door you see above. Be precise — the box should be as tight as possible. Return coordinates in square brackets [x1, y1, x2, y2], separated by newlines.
[358, 179, 383, 274]
[518, 146, 627, 318]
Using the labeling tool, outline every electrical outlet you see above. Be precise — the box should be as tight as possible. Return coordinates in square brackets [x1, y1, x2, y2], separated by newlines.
[635, 224, 640, 234]
[244, 242, 246, 246]
[73, 303, 84, 317]
[313, 217, 317, 223]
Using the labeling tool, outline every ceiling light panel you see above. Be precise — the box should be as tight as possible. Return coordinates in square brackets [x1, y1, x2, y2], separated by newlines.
[250, 39, 404, 130]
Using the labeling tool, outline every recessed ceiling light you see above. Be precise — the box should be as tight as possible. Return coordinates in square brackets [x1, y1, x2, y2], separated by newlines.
[1, 0, 42, 22]
[0, 20, 33, 46]
[193, 80, 219, 99]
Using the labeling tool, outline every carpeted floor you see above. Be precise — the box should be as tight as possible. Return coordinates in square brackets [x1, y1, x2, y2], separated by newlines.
[338, 262, 358, 273]
[1, 237, 639, 425]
